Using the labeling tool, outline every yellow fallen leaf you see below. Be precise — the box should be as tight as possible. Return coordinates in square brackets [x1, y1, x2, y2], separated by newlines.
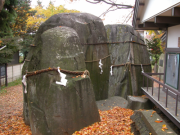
[162, 124, 168, 131]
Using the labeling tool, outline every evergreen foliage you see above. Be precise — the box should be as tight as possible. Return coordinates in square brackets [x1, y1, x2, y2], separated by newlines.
[0, 37, 21, 64]
[20, 34, 34, 61]
[0, 0, 18, 37]
[11, 0, 36, 62]
[0, 0, 36, 64]
[146, 36, 163, 65]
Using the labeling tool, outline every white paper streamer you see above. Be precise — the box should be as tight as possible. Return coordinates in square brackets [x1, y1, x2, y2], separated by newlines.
[99, 59, 103, 74]
[56, 67, 67, 86]
[22, 75, 27, 93]
[110, 66, 113, 75]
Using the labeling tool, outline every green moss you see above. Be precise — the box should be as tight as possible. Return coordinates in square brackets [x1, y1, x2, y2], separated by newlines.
[128, 71, 133, 95]
[106, 27, 111, 40]
[117, 27, 122, 40]
[86, 56, 110, 101]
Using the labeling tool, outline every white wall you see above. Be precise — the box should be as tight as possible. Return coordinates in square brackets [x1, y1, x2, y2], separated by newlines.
[1, 63, 23, 85]
[141, 0, 180, 23]
[167, 25, 180, 48]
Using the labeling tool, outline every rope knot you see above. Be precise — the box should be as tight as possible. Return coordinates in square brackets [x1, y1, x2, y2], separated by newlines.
[124, 62, 132, 72]
[83, 70, 90, 77]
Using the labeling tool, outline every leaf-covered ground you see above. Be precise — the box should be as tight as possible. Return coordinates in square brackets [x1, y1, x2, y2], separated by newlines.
[73, 107, 134, 135]
[0, 85, 31, 135]
[0, 85, 134, 135]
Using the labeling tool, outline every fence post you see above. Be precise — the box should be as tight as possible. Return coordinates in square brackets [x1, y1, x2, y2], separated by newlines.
[12, 65, 13, 82]
[5, 63, 7, 87]
[0, 66, 1, 90]
[165, 88, 168, 108]
[147, 77, 148, 91]
[176, 95, 178, 116]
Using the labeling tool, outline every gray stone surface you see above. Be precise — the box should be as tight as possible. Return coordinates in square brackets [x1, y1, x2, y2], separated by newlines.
[96, 96, 128, 111]
[131, 110, 177, 135]
[105, 24, 152, 99]
[158, 54, 165, 80]
[22, 27, 100, 135]
[127, 95, 154, 110]
[27, 13, 110, 101]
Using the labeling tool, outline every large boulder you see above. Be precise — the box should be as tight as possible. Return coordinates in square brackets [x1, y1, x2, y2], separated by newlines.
[131, 110, 176, 135]
[105, 24, 151, 99]
[22, 26, 100, 135]
[26, 13, 110, 101]
[127, 95, 154, 110]
[96, 96, 128, 111]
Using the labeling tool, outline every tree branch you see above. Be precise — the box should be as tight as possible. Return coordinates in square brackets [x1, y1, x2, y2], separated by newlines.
[86, 0, 133, 17]
[86, 0, 133, 8]
[122, 9, 133, 24]
[99, 5, 113, 17]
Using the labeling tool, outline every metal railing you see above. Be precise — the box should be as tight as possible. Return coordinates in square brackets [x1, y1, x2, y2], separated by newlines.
[141, 65, 180, 116]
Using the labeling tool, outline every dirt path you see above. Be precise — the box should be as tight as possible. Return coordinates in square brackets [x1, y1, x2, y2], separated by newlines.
[0, 85, 32, 135]
[0, 85, 23, 117]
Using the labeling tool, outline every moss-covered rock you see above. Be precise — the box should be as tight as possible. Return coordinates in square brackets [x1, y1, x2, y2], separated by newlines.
[127, 95, 154, 110]
[22, 27, 100, 135]
[105, 24, 151, 99]
[23, 13, 110, 101]
[131, 110, 177, 135]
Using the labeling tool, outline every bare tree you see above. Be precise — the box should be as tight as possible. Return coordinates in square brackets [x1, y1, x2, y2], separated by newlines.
[66, 0, 134, 24]
[86, 0, 133, 17]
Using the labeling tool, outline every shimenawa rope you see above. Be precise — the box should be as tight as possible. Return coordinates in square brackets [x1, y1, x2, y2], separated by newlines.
[26, 68, 90, 78]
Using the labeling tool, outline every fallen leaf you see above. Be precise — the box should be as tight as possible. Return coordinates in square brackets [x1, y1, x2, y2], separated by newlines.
[73, 107, 134, 135]
[155, 120, 163, 123]
[162, 124, 168, 131]
[151, 111, 156, 117]
[152, 111, 156, 114]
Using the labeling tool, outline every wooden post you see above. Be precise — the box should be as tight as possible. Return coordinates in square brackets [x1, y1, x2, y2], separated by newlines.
[0, 65, 1, 90]
[5, 63, 7, 86]
[12, 65, 13, 82]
